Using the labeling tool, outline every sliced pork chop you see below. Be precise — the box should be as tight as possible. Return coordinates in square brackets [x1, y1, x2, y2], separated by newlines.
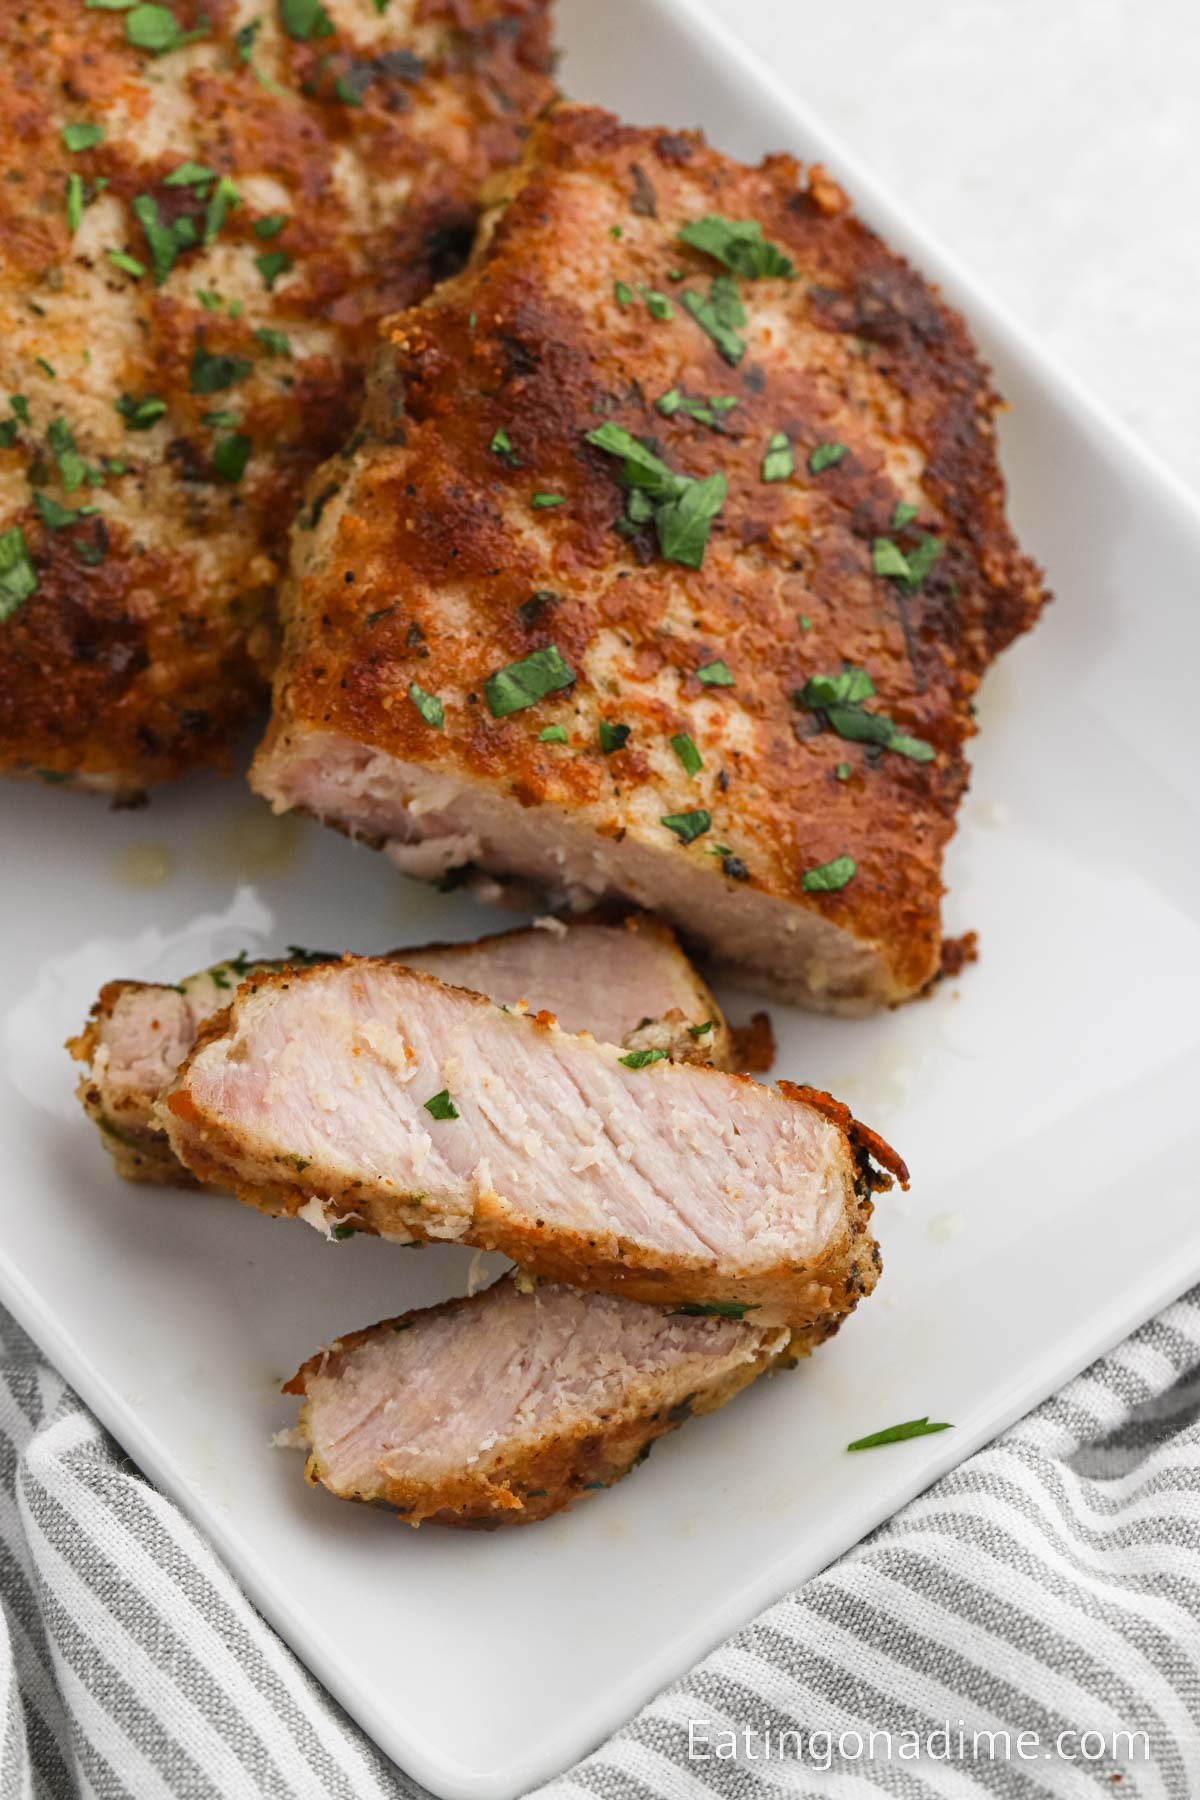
[284, 1275, 792, 1527]
[252, 105, 1047, 1013]
[69, 917, 732, 1184]
[160, 959, 902, 1327]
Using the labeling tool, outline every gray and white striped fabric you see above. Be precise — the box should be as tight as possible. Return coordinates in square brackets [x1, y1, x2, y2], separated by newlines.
[2, 1292, 1198, 1800]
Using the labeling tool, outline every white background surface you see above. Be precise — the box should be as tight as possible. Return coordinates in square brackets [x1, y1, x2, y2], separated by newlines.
[700, 0, 1200, 494]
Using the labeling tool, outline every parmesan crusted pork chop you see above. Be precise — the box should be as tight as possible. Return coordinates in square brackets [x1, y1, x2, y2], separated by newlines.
[251, 105, 1047, 1013]
[0, 0, 554, 793]
[285, 1276, 791, 1527]
[69, 915, 731, 1183]
[160, 958, 903, 1327]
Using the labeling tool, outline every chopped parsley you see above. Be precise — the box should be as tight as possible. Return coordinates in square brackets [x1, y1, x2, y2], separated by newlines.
[234, 16, 261, 59]
[65, 173, 84, 235]
[872, 533, 943, 592]
[585, 422, 725, 570]
[671, 732, 702, 777]
[423, 1090, 459, 1121]
[681, 275, 745, 364]
[484, 645, 575, 718]
[847, 1416, 952, 1452]
[330, 1224, 357, 1240]
[794, 666, 934, 763]
[279, 0, 334, 40]
[255, 249, 291, 289]
[254, 327, 291, 357]
[48, 417, 86, 493]
[892, 501, 919, 528]
[639, 285, 673, 321]
[801, 854, 856, 893]
[677, 215, 795, 280]
[598, 719, 630, 754]
[538, 724, 568, 744]
[835, 762, 851, 781]
[0, 528, 37, 620]
[132, 193, 192, 284]
[253, 213, 287, 239]
[613, 280, 633, 309]
[618, 1048, 667, 1069]
[35, 359, 56, 379]
[164, 161, 214, 187]
[9, 398, 29, 425]
[655, 389, 738, 429]
[125, 4, 207, 54]
[204, 176, 240, 245]
[660, 809, 711, 844]
[530, 492, 565, 509]
[673, 1301, 759, 1319]
[33, 492, 93, 529]
[408, 681, 444, 729]
[696, 659, 733, 687]
[115, 392, 166, 429]
[63, 122, 104, 153]
[762, 431, 793, 482]
[809, 441, 846, 475]
[489, 427, 514, 458]
[687, 1020, 714, 1039]
[190, 344, 252, 394]
[212, 432, 251, 482]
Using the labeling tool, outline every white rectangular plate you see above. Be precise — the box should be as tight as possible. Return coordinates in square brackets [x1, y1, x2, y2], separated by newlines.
[4, 1, 1200, 1793]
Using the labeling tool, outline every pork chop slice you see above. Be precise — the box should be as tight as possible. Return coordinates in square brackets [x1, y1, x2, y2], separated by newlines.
[69, 917, 731, 1185]
[252, 104, 1047, 1013]
[284, 1275, 792, 1527]
[160, 959, 902, 1327]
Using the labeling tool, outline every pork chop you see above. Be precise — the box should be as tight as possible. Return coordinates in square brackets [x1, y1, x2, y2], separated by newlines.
[252, 104, 1047, 1012]
[69, 916, 731, 1183]
[285, 1275, 791, 1526]
[160, 958, 903, 1327]
[0, 0, 554, 793]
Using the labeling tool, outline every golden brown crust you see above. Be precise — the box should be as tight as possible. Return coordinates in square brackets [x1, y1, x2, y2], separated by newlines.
[259, 104, 1047, 999]
[160, 957, 894, 1327]
[68, 980, 201, 1184]
[284, 1290, 789, 1527]
[0, 0, 555, 790]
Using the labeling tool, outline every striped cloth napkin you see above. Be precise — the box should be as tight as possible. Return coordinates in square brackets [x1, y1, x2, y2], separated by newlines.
[1, 1290, 1196, 1799]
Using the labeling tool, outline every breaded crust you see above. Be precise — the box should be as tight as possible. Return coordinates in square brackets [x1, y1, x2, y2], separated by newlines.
[0, 0, 555, 791]
[159, 959, 900, 1328]
[254, 104, 1047, 1008]
[284, 1286, 792, 1528]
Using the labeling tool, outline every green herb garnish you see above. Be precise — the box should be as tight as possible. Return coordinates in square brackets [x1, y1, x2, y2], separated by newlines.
[48, 418, 86, 493]
[613, 280, 633, 309]
[538, 724, 568, 744]
[114, 392, 166, 429]
[255, 250, 291, 289]
[671, 732, 702, 777]
[279, 0, 333, 40]
[0, 528, 37, 619]
[762, 431, 793, 482]
[530, 492, 565, 509]
[585, 422, 725, 569]
[681, 275, 745, 364]
[489, 427, 514, 458]
[639, 285, 673, 321]
[847, 1416, 952, 1452]
[254, 328, 291, 357]
[204, 176, 240, 245]
[212, 432, 251, 482]
[125, 4, 207, 54]
[190, 344, 252, 394]
[794, 667, 934, 763]
[660, 809, 711, 844]
[253, 214, 287, 239]
[65, 174, 84, 235]
[696, 659, 733, 687]
[62, 123, 104, 152]
[677, 215, 795, 280]
[655, 390, 738, 429]
[872, 533, 943, 592]
[801, 855, 856, 893]
[618, 1048, 668, 1069]
[484, 645, 575, 718]
[598, 720, 630, 754]
[809, 441, 846, 474]
[408, 681, 443, 729]
[423, 1090, 459, 1121]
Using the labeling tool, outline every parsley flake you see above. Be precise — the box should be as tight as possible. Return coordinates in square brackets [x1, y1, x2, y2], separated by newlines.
[408, 681, 444, 729]
[0, 528, 38, 619]
[190, 344, 252, 394]
[255, 249, 291, 289]
[254, 327, 291, 357]
[847, 1416, 952, 1452]
[598, 719, 630, 754]
[165, 161, 214, 187]
[279, 0, 334, 40]
[115, 392, 166, 429]
[696, 659, 733, 687]
[531, 492, 565, 509]
[762, 431, 793, 482]
[204, 176, 240, 245]
[801, 855, 856, 893]
[65, 173, 84, 235]
[809, 441, 846, 475]
[613, 280, 633, 309]
[423, 1090, 459, 1121]
[681, 275, 745, 364]
[538, 724, 568, 744]
[795, 666, 934, 763]
[63, 123, 104, 153]
[677, 215, 795, 279]
[618, 1048, 667, 1069]
[660, 809, 711, 844]
[893, 501, 919, 528]
[671, 732, 702, 776]
[48, 417, 86, 493]
[212, 432, 251, 482]
[125, 4, 206, 54]
[484, 645, 575, 718]
[253, 214, 287, 239]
